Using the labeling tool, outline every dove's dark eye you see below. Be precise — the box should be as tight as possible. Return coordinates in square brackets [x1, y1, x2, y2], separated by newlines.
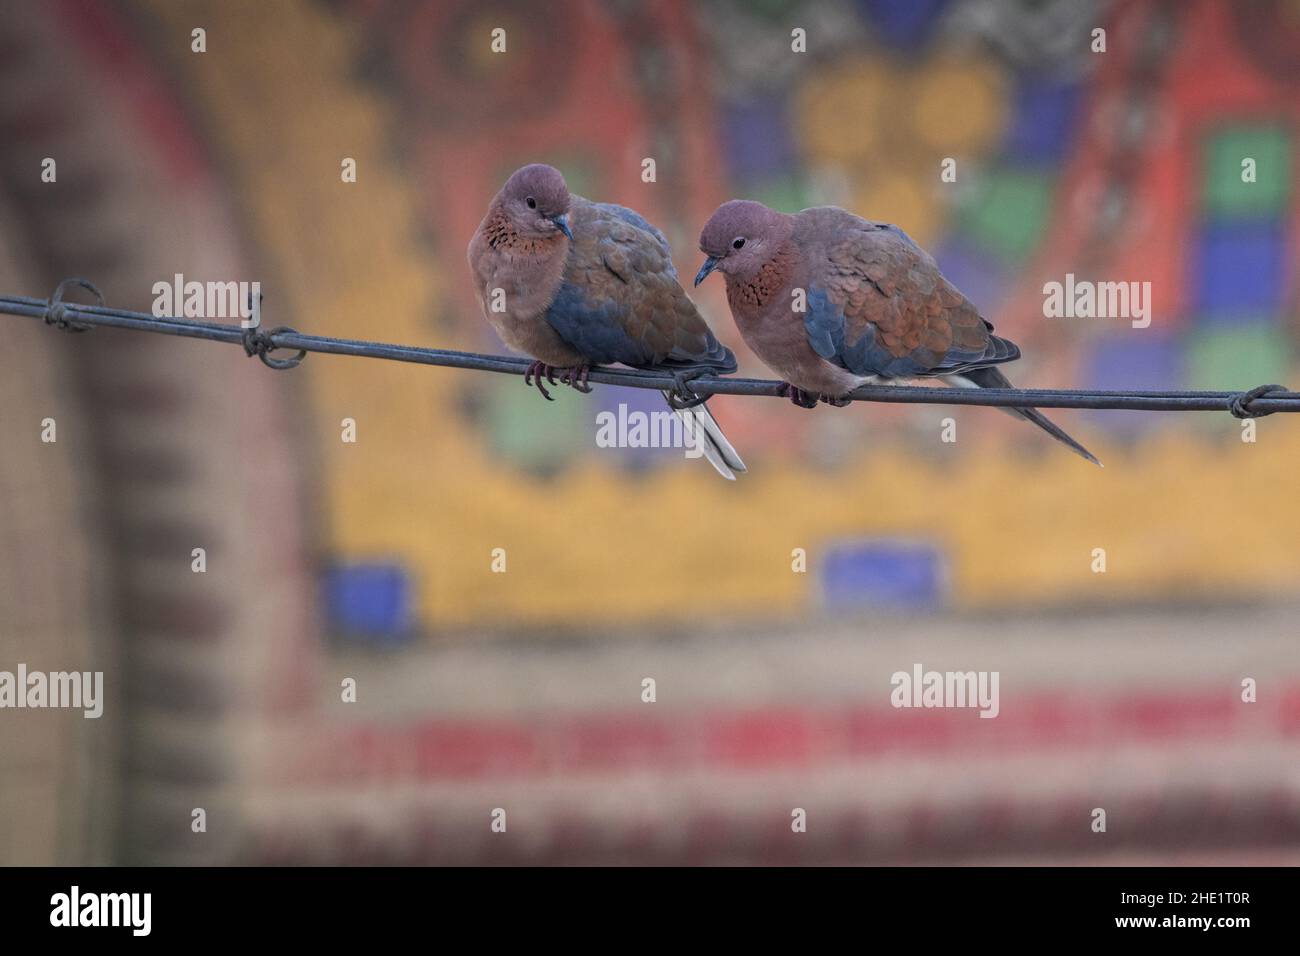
[526, 197, 537, 209]
[732, 237, 745, 249]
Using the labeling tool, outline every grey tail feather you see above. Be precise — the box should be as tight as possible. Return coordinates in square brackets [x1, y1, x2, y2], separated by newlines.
[660, 391, 747, 481]
[952, 367, 1103, 467]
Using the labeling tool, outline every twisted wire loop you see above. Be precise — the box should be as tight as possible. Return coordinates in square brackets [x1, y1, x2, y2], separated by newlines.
[43, 277, 102, 333]
[242, 325, 307, 370]
[1229, 384, 1287, 419]
[664, 368, 712, 410]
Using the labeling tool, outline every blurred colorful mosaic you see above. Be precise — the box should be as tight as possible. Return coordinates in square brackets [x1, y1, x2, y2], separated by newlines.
[297, 0, 1300, 634]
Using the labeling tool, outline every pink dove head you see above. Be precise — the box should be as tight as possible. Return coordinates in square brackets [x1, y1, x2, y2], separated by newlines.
[695, 199, 791, 287]
[498, 163, 573, 240]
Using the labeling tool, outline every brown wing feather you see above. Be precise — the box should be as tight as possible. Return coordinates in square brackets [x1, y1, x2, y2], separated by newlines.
[813, 214, 998, 373]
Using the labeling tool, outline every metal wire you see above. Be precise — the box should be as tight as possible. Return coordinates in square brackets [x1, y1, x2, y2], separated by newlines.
[2, 284, 1298, 417]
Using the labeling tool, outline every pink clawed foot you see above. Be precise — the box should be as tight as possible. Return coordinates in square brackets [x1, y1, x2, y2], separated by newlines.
[523, 360, 558, 401]
[776, 382, 852, 408]
[558, 364, 593, 393]
[524, 361, 593, 400]
[777, 382, 820, 409]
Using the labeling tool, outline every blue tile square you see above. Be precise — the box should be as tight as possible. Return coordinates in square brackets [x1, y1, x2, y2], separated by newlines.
[1081, 332, 1184, 434]
[1192, 220, 1287, 313]
[721, 96, 798, 185]
[1083, 332, 1184, 391]
[1004, 75, 1082, 164]
[590, 385, 679, 471]
[858, 0, 949, 48]
[819, 539, 946, 611]
[324, 562, 414, 641]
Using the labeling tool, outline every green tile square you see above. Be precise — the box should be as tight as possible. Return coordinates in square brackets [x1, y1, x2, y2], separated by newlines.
[746, 0, 802, 22]
[956, 168, 1055, 263]
[486, 379, 587, 468]
[1203, 125, 1291, 218]
[1185, 321, 1291, 391]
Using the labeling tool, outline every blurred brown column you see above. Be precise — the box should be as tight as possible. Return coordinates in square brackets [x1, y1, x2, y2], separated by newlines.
[0, 5, 319, 864]
[0, 195, 118, 865]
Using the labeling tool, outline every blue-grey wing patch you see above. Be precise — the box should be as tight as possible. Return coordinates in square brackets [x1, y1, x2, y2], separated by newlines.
[542, 280, 655, 367]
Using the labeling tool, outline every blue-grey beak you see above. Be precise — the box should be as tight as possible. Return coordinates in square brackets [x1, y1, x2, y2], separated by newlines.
[551, 213, 573, 240]
[694, 255, 721, 287]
